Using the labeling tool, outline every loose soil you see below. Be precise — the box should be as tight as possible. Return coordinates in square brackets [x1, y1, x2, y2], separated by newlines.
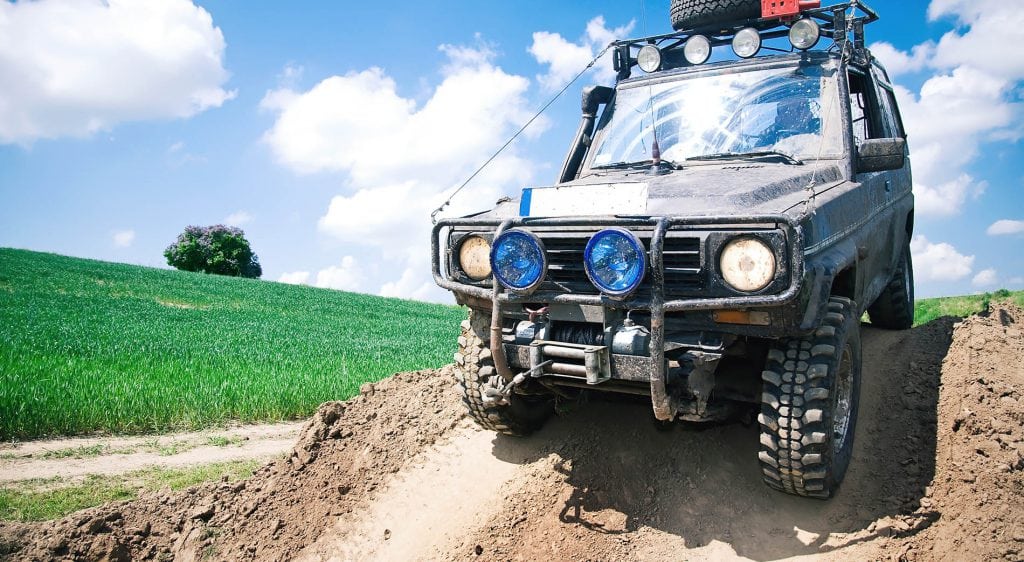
[2, 305, 1022, 561]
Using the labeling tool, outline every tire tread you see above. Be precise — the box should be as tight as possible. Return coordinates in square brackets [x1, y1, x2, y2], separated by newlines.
[454, 311, 550, 436]
[669, 0, 761, 30]
[757, 296, 860, 498]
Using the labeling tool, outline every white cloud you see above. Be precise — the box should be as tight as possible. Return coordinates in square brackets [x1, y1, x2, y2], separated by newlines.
[277, 63, 305, 88]
[379, 256, 442, 302]
[112, 230, 136, 248]
[314, 256, 365, 293]
[0, 0, 235, 145]
[987, 219, 1024, 236]
[529, 16, 635, 91]
[876, 2, 1024, 218]
[224, 210, 253, 227]
[895, 68, 1013, 216]
[928, 0, 1024, 82]
[262, 42, 541, 302]
[972, 268, 998, 288]
[869, 41, 935, 76]
[280, 259, 371, 293]
[278, 271, 310, 285]
[913, 173, 986, 217]
[911, 235, 974, 282]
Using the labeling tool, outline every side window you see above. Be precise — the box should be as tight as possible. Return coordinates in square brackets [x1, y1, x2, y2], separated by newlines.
[847, 71, 884, 143]
[876, 86, 905, 139]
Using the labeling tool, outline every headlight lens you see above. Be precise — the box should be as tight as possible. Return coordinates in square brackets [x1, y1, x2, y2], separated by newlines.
[684, 35, 712, 65]
[732, 27, 762, 59]
[457, 235, 492, 280]
[789, 18, 821, 51]
[584, 228, 647, 297]
[490, 229, 546, 292]
[637, 45, 662, 73]
[719, 237, 777, 292]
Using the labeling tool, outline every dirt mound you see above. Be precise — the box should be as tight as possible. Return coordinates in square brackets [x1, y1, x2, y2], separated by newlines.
[889, 303, 1024, 561]
[0, 367, 466, 561]
[2, 305, 1022, 561]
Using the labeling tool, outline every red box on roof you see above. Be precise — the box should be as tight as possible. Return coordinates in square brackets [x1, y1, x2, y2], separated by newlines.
[762, 0, 821, 19]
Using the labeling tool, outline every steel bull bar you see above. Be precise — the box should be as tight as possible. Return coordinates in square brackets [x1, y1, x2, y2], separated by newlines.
[431, 214, 806, 421]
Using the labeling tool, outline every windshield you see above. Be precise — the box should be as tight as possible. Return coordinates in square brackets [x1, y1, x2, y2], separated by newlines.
[589, 62, 843, 168]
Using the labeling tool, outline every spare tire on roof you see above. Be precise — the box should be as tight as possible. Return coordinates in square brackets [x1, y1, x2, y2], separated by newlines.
[670, 0, 761, 30]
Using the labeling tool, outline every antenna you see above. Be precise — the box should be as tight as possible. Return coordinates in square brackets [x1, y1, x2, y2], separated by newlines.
[430, 43, 614, 224]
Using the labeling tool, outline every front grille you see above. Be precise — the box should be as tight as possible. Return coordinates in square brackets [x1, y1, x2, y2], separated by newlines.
[527, 227, 704, 299]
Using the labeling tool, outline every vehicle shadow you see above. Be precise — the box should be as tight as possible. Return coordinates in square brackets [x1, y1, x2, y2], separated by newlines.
[489, 317, 955, 560]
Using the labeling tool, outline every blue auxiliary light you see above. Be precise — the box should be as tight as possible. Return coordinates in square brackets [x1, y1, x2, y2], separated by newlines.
[584, 228, 647, 297]
[490, 229, 547, 293]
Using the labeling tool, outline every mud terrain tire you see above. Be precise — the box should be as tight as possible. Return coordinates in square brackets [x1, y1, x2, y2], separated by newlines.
[670, 0, 761, 30]
[868, 242, 914, 329]
[454, 310, 553, 436]
[758, 296, 861, 498]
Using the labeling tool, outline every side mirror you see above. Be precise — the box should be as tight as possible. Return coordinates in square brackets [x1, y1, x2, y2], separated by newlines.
[857, 138, 906, 173]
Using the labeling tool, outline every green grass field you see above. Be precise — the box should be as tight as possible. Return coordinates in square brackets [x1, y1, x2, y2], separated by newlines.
[913, 289, 1024, 326]
[0, 248, 463, 440]
[0, 459, 261, 522]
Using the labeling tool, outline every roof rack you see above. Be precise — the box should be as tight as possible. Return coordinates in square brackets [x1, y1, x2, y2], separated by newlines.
[612, 0, 879, 80]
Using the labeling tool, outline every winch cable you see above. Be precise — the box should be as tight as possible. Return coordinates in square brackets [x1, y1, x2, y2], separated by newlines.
[430, 42, 615, 224]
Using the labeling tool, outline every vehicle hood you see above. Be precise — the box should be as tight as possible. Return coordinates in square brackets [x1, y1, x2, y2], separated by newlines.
[481, 162, 845, 219]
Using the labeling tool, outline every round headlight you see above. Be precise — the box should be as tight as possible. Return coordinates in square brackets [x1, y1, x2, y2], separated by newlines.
[719, 237, 777, 292]
[584, 228, 647, 297]
[458, 235, 492, 280]
[732, 27, 762, 59]
[490, 229, 546, 293]
[637, 45, 662, 73]
[684, 35, 712, 65]
[789, 18, 821, 50]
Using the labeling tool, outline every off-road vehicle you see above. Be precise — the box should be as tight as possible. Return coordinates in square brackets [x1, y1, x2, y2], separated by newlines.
[432, 0, 913, 498]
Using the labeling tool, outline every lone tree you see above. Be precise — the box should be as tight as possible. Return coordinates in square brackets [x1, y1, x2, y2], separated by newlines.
[164, 225, 262, 279]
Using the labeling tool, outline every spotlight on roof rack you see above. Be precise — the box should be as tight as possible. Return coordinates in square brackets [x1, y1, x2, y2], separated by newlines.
[637, 45, 662, 73]
[789, 18, 821, 50]
[732, 27, 762, 59]
[684, 35, 712, 65]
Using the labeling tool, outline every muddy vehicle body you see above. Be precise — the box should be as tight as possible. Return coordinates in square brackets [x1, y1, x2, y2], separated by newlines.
[432, 0, 913, 498]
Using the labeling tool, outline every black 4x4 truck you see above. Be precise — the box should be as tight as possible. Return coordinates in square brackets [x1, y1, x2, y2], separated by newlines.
[432, 0, 913, 498]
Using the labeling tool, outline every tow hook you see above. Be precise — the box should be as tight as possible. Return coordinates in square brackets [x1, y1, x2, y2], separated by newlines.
[687, 351, 723, 416]
[481, 361, 554, 407]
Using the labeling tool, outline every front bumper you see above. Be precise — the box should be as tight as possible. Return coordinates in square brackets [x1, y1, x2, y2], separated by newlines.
[432, 214, 806, 420]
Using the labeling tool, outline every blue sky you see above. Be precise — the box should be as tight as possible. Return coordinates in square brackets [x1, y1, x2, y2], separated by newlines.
[1, 0, 1021, 302]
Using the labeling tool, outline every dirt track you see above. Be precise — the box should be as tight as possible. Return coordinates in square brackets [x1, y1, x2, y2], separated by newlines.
[2, 304, 1022, 561]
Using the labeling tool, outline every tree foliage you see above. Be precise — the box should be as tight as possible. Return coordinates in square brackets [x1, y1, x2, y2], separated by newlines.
[164, 225, 262, 279]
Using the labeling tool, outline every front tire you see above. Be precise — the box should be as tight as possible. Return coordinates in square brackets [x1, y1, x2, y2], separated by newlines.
[454, 310, 553, 436]
[758, 297, 862, 499]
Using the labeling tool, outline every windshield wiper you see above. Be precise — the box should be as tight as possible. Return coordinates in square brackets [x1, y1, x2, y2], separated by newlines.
[592, 159, 682, 171]
[687, 151, 804, 165]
